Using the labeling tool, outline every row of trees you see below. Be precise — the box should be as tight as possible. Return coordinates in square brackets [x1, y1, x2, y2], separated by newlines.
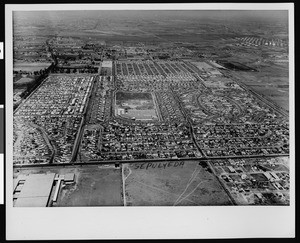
[13, 67, 50, 76]
[51, 67, 98, 74]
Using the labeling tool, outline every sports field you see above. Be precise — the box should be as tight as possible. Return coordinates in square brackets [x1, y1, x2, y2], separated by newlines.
[115, 91, 160, 121]
[123, 161, 233, 206]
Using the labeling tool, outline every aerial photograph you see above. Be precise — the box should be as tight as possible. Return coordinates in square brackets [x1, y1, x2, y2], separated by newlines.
[12, 9, 290, 207]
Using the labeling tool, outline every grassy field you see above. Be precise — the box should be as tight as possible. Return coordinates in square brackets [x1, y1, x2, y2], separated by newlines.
[123, 161, 232, 206]
[116, 92, 153, 101]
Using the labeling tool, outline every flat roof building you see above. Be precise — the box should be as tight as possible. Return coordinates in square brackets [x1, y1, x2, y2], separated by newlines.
[14, 173, 56, 207]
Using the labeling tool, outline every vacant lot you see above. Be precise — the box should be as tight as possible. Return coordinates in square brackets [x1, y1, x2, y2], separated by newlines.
[14, 165, 123, 207]
[124, 161, 232, 206]
[56, 166, 122, 207]
[232, 65, 289, 112]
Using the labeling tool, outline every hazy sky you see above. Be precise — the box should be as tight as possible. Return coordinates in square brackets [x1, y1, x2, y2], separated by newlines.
[14, 10, 288, 23]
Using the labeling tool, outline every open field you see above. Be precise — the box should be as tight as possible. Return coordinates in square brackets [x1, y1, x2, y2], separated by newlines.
[14, 77, 35, 85]
[56, 166, 122, 206]
[123, 161, 233, 206]
[228, 63, 289, 112]
[14, 62, 52, 72]
[14, 165, 123, 206]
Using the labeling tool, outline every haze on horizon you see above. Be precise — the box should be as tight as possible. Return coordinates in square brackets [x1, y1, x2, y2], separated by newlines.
[14, 9, 288, 23]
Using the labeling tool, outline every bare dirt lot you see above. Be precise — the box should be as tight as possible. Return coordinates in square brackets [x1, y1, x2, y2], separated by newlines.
[56, 166, 123, 206]
[123, 161, 233, 206]
[14, 165, 123, 207]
